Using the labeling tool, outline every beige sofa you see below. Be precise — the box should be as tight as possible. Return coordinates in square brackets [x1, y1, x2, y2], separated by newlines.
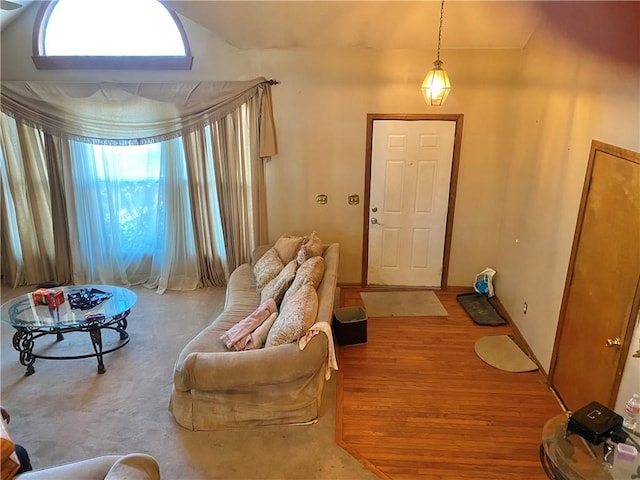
[169, 241, 340, 430]
[16, 454, 160, 480]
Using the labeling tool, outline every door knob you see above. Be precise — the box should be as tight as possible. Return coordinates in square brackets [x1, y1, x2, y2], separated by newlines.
[371, 218, 379, 224]
[606, 337, 621, 347]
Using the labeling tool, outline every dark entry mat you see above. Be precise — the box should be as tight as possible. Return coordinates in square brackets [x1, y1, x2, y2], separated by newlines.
[457, 293, 507, 326]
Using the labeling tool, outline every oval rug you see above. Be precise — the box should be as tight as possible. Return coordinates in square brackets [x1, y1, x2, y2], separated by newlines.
[474, 335, 538, 372]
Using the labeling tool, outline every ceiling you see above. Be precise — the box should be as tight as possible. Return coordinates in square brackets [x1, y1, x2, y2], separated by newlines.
[0, 0, 35, 30]
[1, 1, 543, 51]
[163, 1, 542, 50]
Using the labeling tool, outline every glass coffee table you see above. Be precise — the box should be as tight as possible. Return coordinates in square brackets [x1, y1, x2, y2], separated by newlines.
[541, 413, 640, 479]
[0, 285, 136, 375]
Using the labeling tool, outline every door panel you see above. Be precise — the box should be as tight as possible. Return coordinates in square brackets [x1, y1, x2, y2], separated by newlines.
[551, 142, 640, 410]
[367, 120, 455, 287]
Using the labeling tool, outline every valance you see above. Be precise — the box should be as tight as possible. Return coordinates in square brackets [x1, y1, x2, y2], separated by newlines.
[0, 78, 277, 152]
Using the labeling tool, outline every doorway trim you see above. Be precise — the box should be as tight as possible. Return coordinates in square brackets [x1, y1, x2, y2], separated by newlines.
[361, 113, 464, 289]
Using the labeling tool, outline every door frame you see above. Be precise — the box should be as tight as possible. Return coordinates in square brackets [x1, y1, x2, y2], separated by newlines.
[549, 140, 640, 408]
[361, 113, 464, 289]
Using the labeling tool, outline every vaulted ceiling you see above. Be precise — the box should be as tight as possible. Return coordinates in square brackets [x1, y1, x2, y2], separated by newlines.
[2, 1, 543, 51]
[0, 0, 34, 30]
[163, 1, 542, 50]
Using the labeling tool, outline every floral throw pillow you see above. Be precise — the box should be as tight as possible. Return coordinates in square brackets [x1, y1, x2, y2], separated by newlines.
[260, 260, 297, 307]
[281, 256, 325, 308]
[297, 231, 323, 264]
[253, 247, 284, 292]
[266, 282, 318, 347]
[274, 234, 304, 264]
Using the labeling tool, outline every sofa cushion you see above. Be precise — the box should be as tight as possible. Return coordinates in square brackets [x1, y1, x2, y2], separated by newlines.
[281, 256, 325, 308]
[245, 311, 278, 350]
[297, 231, 323, 264]
[273, 234, 304, 264]
[253, 248, 283, 292]
[266, 282, 318, 347]
[260, 260, 297, 306]
[225, 264, 261, 313]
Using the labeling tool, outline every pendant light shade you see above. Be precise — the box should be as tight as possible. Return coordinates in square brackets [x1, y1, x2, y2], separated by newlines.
[422, 0, 451, 106]
[421, 59, 451, 106]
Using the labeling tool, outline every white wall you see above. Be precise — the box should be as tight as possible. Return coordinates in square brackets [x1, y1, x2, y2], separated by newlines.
[494, 2, 640, 408]
[259, 47, 521, 285]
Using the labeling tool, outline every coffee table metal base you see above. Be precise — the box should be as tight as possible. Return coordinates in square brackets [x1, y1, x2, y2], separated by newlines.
[11, 311, 130, 375]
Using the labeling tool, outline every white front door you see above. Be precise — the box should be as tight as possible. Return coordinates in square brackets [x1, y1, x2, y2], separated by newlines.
[367, 120, 456, 287]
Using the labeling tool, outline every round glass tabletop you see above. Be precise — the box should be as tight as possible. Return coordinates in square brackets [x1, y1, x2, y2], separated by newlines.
[0, 285, 137, 328]
[542, 413, 640, 479]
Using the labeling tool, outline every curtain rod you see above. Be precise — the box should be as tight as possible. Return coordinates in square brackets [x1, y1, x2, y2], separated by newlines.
[267, 79, 279, 86]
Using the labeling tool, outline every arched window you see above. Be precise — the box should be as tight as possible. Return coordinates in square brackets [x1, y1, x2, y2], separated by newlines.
[32, 0, 192, 70]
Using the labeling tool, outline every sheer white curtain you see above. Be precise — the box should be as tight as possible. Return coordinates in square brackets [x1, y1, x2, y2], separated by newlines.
[63, 138, 198, 293]
[0, 79, 276, 291]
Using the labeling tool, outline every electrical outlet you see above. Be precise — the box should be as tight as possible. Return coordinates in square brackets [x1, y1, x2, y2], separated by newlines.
[523, 302, 528, 314]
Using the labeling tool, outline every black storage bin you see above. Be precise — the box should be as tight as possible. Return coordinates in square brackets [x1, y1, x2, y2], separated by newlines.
[333, 306, 367, 346]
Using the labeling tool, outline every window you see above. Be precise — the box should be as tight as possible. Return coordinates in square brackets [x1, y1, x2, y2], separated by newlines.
[0, 80, 273, 291]
[86, 142, 164, 255]
[32, 0, 193, 70]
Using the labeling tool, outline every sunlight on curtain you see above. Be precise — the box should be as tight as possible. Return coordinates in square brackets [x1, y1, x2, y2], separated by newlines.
[0, 140, 23, 284]
[0, 114, 56, 286]
[66, 138, 198, 292]
[0, 80, 276, 291]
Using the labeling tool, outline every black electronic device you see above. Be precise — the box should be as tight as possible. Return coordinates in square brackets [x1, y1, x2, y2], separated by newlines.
[567, 401, 623, 445]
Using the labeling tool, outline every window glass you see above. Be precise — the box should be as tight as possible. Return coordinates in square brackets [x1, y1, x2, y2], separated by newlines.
[79, 142, 164, 255]
[43, 0, 186, 56]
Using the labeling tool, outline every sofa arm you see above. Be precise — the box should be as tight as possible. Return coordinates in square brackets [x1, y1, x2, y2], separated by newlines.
[16, 454, 159, 480]
[104, 454, 160, 480]
[176, 333, 328, 391]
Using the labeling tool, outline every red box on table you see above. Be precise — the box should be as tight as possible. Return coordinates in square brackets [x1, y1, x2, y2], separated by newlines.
[32, 288, 65, 309]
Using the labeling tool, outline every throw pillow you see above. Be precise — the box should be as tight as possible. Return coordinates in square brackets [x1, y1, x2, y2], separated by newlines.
[0, 420, 19, 480]
[297, 230, 324, 264]
[273, 234, 304, 264]
[245, 311, 278, 350]
[281, 256, 325, 308]
[266, 282, 318, 347]
[253, 247, 284, 292]
[260, 260, 297, 307]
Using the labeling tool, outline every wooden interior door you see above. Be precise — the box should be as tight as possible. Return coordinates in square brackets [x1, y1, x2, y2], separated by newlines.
[550, 141, 640, 410]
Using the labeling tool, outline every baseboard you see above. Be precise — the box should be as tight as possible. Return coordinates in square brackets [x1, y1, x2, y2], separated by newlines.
[338, 283, 475, 293]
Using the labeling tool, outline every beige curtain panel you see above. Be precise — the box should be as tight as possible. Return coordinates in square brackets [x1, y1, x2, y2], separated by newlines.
[0, 78, 277, 290]
[1, 78, 278, 152]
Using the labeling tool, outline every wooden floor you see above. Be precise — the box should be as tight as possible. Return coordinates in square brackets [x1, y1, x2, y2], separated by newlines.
[335, 287, 564, 480]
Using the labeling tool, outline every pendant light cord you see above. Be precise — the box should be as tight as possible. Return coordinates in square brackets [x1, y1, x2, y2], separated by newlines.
[436, 0, 445, 63]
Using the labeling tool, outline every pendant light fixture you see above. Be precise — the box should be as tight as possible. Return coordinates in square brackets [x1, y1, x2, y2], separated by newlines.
[421, 0, 451, 106]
